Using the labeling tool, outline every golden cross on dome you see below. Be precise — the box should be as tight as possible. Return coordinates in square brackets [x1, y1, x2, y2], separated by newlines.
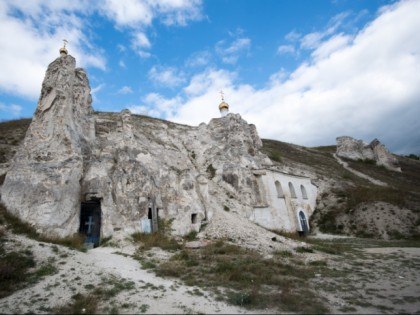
[219, 90, 225, 101]
[63, 39, 68, 48]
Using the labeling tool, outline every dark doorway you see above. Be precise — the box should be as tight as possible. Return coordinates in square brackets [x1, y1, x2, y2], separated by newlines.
[79, 200, 101, 247]
[147, 206, 159, 232]
[298, 211, 309, 236]
[191, 213, 197, 224]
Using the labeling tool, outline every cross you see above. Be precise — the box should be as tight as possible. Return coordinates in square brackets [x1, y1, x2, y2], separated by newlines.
[85, 216, 94, 234]
[219, 90, 224, 101]
[63, 39, 68, 48]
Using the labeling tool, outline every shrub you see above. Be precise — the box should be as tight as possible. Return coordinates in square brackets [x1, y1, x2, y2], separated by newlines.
[132, 219, 181, 251]
[206, 164, 216, 179]
[53, 293, 99, 314]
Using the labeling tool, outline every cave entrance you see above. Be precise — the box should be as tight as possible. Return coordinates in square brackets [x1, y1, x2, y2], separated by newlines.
[79, 200, 101, 248]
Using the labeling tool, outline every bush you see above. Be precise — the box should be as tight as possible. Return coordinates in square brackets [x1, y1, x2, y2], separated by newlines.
[132, 219, 181, 251]
[206, 164, 216, 179]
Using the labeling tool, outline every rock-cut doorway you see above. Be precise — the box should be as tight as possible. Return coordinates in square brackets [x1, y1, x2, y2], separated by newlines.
[79, 200, 101, 248]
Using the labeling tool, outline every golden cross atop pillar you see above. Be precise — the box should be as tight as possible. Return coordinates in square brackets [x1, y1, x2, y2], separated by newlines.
[219, 90, 225, 101]
[60, 39, 68, 56]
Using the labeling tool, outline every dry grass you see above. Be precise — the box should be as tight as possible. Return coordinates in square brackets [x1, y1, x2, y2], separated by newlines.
[0, 204, 86, 251]
[150, 239, 329, 312]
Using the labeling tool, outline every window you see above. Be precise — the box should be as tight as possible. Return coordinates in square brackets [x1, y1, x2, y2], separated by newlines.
[300, 185, 308, 199]
[275, 181, 284, 198]
[288, 182, 297, 198]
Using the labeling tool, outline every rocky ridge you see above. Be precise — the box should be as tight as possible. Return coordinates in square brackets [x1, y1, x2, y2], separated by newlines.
[336, 136, 401, 172]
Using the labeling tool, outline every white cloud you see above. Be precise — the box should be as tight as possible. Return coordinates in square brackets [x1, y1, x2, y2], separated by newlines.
[141, 93, 183, 118]
[186, 51, 212, 67]
[154, 0, 204, 26]
[100, 0, 153, 27]
[128, 104, 161, 117]
[285, 30, 301, 42]
[131, 32, 152, 58]
[100, 0, 203, 28]
[132, 32, 151, 49]
[148, 65, 185, 88]
[0, 103, 22, 117]
[183, 68, 236, 97]
[300, 12, 349, 50]
[117, 86, 133, 94]
[216, 36, 251, 64]
[167, 0, 420, 154]
[277, 45, 295, 55]
[310, 33, 351, 60]
[0, 1, 105, 99]
[119, 60, 126, 68]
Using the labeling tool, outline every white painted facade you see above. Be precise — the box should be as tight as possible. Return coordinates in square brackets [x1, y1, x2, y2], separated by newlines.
[250, 169, 317, 233]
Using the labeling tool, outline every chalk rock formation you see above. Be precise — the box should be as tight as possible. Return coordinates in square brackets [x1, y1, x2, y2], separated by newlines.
[336, 136, 401, 172]
[1, 54, 273, 238]
[1, 55, 95, 236]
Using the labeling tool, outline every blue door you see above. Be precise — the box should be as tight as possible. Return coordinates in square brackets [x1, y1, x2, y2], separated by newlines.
[79, 201, 101, 247]
[299, 211, 309, 235]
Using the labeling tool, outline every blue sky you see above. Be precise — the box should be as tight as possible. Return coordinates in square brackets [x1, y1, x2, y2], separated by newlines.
[1, 0, 419, 154]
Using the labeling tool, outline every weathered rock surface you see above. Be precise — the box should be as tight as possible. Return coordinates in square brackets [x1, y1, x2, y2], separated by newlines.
[336, 136, 401, 172]
[1, 54, 274, 239]
[1, 55, 95, 237]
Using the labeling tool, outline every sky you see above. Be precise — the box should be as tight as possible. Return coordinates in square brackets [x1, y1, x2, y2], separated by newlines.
[0, 0, 419, 155]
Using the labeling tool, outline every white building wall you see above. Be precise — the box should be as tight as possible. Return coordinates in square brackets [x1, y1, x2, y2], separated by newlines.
[251, 170, 317, 232]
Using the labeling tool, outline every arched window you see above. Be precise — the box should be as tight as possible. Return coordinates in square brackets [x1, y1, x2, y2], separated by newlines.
[288, 182, 297, 198]
[300, 185, 308, 200]
[275, 181, 284, 198]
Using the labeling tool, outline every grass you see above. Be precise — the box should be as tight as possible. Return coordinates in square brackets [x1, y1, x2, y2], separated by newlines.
[0, 248, 36, 298]
[0, 204, 86, 251]
[152, 239, 329, 313]
[53, 275, 136, 314]
[131, 219, 181, 252]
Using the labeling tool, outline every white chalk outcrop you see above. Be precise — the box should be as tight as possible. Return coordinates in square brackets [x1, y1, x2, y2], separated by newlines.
[336, 136, 401, 172]
[1, 55, 95, 237]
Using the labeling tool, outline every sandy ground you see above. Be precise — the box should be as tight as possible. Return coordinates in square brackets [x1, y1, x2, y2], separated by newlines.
[0, 234, 272, 314]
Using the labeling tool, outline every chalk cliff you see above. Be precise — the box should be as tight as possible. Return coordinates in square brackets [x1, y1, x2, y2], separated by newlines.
[1, 54, 272, 238]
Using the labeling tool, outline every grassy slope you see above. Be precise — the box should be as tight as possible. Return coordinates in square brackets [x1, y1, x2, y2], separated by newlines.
[262, 138, 420, 238]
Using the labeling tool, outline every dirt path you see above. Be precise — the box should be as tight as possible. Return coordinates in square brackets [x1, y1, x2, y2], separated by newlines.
[0, 234, 270, 314]
[333, 154, 388, 186]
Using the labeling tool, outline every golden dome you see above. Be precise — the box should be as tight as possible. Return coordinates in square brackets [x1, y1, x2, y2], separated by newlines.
[59, 47, 68, 55]
[219, 101, 229, 111]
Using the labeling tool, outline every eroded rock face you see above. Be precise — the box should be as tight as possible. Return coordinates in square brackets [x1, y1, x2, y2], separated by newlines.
[336, 136, 401, 172]
[86, 111, 270, 237]
[1, 55, 272, 238]
[1, 55, 95, 237]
